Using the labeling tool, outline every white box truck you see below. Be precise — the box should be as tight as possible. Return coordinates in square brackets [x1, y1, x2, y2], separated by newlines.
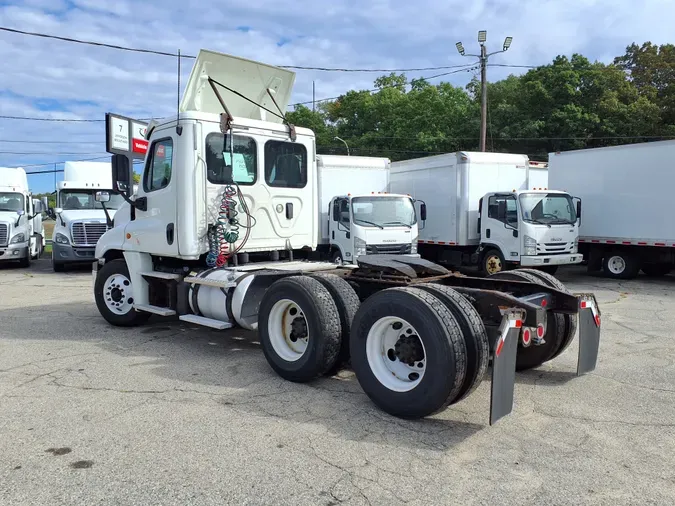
[389, 152, 583, 275]
[91, 48, 601, 424]
[0, 167, 46, 267]
[316, 154, 419, 264]
[49, 160, 127, 271]
[548, 140, 675, 279]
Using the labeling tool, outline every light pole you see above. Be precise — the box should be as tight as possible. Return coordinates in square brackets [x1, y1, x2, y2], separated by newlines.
[334, 136, 350, 156]
[456, 31, 512, 152]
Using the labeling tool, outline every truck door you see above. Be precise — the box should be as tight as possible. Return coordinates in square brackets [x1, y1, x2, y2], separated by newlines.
[124, 134, 179, 256]
[330, 197, 353, 262]
[482, 193, 520, 261]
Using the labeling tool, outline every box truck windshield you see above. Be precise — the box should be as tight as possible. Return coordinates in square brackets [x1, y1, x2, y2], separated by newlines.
[0, 192, 24, 211]
[351, 196, 416, 228]
[519, 192, 577, 225]
[60, 190, 126, 210]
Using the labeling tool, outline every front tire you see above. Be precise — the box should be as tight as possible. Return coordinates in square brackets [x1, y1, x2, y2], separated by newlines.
[258, 276, 342, 382]
[94, 259, 150, 327]
[350, 287, 467, 418]
[482, 248, 505, 275]
[18, 248, 31, 268]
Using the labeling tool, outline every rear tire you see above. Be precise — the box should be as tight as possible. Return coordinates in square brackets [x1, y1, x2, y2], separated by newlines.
[415, 284, 489, 404]
[489, 270, 566, 371]
[258, 276, 342, 383]
[350, 287, 467, 418]
[309, 273, 360, 374]
[94, 259, 151, 327]
[602, 251, 640, 279]
[510, 268, 577, 361]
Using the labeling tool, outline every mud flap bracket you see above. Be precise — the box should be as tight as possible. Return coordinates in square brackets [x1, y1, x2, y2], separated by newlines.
[489, 308, 525, 426]
[576, 293, 601, 376]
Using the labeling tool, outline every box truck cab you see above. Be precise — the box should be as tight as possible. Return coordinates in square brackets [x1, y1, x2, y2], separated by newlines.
[0, 167, 46, 267]
[390, 152, 583, 275]
[50, 161, 125, 271]
[316, 154, 420, 264]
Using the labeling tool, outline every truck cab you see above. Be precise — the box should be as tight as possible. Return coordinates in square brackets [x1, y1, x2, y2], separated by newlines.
[50, 161, 125, 271]
[478, 189, 583, 274]
[0, 167, 46, 267]
[328, 192, 421, 264]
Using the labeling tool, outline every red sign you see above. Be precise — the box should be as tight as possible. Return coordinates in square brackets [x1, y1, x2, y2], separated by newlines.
[156, 144, 165, 157]
[132, 139, 148, 154]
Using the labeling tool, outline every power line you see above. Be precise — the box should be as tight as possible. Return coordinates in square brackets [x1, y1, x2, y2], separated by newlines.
[0, 139, 103, 144]
[11, 156, 110, 168]
[0, 151, 107, 155]
[0, 25, 477, 73]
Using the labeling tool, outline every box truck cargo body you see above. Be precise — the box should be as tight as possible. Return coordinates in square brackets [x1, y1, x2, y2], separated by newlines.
[548, 140, 675, 278]
[316, 154, 419, 264]
[390, 152, 582, 274]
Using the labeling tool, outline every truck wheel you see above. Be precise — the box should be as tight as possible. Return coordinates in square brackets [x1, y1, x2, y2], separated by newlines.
[309, 273, 360, 375]
[641, 263, 671, 277]
[489, 270, 566, 371]
[331, 250, 344, 265]
[415, 284, 489, 404]
[349, 287, 467, 418]
[603, 251, 640, 279]
[94, 259, 151, 327]
[510, 268, 577, 361]
[258, 276, 342, 383]
[482, 248, 505, 275]
[18, 248, 31, 268]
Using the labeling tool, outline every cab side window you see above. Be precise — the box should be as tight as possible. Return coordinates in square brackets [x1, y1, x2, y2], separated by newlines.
[488, 195, 518, 226]
[144, 138, 173, 192]
[264, 140, 307, 188]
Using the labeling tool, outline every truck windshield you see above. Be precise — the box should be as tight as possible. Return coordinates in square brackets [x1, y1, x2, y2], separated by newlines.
[519, 193, 577, 224]
[351, 196, 417, 228]
[0, 192, 25, 212]
[60, 190, 125, 210]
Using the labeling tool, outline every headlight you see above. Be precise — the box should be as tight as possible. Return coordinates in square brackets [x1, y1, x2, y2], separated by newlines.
[55, 232, 70, 244]
[10, 233, 26, 244]
[523, 235, 537, 256]
[354, 236, 367, 257]
[411, 239, 418, 254]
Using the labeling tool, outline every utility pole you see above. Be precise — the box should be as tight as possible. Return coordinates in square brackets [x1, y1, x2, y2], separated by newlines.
[456, 31, 512, 152]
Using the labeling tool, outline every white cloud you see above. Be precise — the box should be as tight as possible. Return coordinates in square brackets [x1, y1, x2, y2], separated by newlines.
[0, 0, 672, 192]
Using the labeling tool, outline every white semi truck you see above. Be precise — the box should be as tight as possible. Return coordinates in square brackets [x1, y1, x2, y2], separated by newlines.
[0, 167, 46, 267]
[389, 152, 583, 275]
[49, 160, 126, 271]
[548, 140, 675, 279]
[92, 48, 601, 423]
[316, 154, 420, 265]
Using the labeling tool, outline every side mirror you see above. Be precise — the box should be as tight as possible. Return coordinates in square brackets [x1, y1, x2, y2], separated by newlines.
[95, 191, 111, 203]
[419, 202, 427, 221]
[576, 199, 582, 220]
[41, 196, 49, 212]
[16, 210, 25, 216]
[54, 207, 63, 214]
[497, 200, 507, 220]
[111, 154, 131, 192]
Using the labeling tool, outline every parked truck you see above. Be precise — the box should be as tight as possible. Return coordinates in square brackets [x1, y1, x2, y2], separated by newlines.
[548, 140, 675, 279]
[316, 154, 420, 265]
[49, 160, 127, 272]
[388, 152, 584, 275]
[0, 167, 46, 267]
[92, 48, 601, 424]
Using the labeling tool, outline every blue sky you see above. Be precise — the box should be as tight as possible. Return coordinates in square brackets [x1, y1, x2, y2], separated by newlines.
[0, 0, 672, 193]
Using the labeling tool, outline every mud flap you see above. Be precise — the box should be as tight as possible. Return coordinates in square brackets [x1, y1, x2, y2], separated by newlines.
[489, 308, 525, 426]
[576, 294, 601, 375]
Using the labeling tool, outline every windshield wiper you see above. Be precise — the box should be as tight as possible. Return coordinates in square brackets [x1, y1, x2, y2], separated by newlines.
[0, 208, 18, 212]
[354, 219, 384, 229]
[526, 218, 551, 228]
[383, 221, 412, 228]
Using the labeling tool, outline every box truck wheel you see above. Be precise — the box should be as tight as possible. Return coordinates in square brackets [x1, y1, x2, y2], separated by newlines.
[349, 287, 467, 418]
[415, 284, 489, 404]
[510, 268, 577, 361]
[309, 273, 360, 375]
[603, 251, 640, 279]
[258, 276, 342, 383]
[94, 259, 151, 327]
[481, 248, 505, 275]
[489, 270, 567, 371]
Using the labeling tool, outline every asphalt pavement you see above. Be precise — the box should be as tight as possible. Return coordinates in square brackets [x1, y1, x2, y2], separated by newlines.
[0, 259, 673, 505]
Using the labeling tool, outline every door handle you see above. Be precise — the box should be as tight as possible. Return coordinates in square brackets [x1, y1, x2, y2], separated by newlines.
[486, 228, 491, 238]
[286, 203, 293, 219]
[166, 223, 174, 245]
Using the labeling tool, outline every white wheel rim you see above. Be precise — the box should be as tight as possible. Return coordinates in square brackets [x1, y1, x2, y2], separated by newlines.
[366, 316, 426, 392]
[607, 256, 626, 274]
[268, 299, 309, 362]
[103, 273, 134, 315]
